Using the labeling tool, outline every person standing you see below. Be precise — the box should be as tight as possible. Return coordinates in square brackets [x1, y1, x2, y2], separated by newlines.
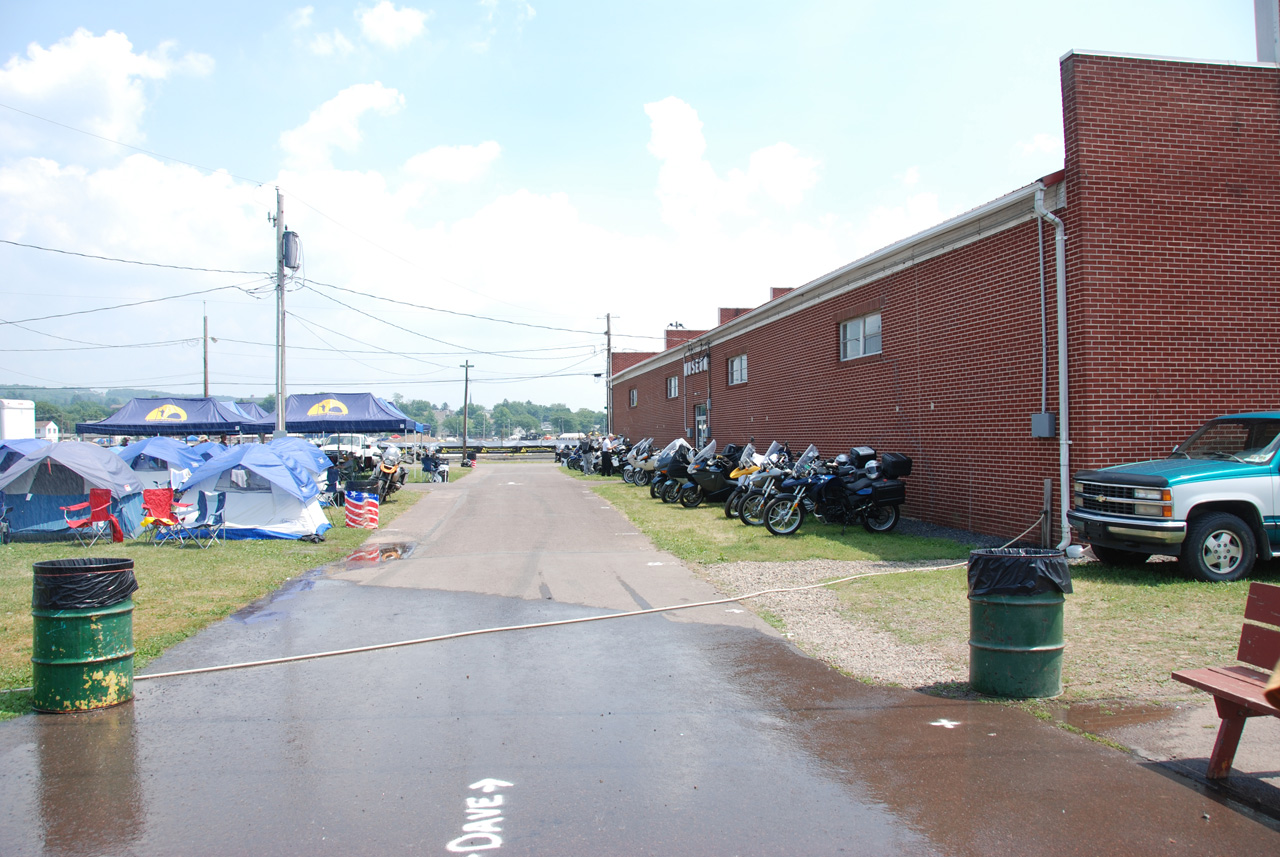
[600, 434, 615, 477]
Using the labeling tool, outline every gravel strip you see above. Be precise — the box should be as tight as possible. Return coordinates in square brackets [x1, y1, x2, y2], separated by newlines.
[698, 519, 1012, 691]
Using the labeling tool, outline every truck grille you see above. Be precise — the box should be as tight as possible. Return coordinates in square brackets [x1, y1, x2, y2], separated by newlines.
[1073, 480, 1168, 518]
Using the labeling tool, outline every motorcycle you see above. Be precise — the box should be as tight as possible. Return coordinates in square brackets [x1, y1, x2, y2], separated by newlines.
[648, 438, 694, 500]
[422, 449, 449, 483]
[622, 438, 653, 484]
[679, 440, 742, 508]
[762, 446, 912, 536]
[738, 442, 795, 525]
[375, 444, 408, 503]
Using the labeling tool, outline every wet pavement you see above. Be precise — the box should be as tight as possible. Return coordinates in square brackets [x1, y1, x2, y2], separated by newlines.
[0, 461, 1278, 855]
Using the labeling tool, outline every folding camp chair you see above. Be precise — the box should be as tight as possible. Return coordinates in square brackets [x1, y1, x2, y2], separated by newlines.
[61, 487, 116, 547]
[179, 490, 226, 548]
[140, 487, 190, 544]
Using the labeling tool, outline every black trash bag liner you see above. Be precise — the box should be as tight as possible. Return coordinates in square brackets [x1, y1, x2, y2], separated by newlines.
[32, 558, 138, 610]
[967, 548, 1072, 596]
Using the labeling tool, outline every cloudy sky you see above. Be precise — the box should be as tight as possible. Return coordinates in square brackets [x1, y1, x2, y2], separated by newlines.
[0, 1, 1258, 412]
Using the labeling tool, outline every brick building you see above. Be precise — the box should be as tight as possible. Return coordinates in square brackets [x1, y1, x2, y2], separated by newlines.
[609, 49, 1280, 545]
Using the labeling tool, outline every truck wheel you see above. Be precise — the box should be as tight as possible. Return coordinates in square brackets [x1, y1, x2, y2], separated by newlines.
[1179, 512, 1255, 582]
[1089, 545, 1150, 567]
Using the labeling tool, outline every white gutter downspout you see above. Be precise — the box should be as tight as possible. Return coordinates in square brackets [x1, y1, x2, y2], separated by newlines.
[1034, 184, 1077, 554]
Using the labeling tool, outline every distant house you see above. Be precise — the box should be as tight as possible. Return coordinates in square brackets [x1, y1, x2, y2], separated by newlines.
[35, 421, 59, 442]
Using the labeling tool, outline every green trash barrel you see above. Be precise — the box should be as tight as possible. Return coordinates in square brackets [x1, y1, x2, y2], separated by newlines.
[31, 558, 138, 713]
[967, 548, 1071, 699]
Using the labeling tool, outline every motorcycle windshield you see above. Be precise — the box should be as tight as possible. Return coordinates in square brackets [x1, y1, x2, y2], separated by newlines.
[693, 440, 717, 463]
[762, 441, 782, 464]
[658, 438, 689, 456]
[793, 444, 820, 474]
[736, 444, 756, 468]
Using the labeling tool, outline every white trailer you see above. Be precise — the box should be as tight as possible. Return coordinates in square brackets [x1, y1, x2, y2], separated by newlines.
[0, 399, 36, 440]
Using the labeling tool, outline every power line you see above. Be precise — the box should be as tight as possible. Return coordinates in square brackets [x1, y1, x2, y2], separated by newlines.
[0, 238, 271, 275]
[0, 101, 267, 186]
[0, 283, 260, 327]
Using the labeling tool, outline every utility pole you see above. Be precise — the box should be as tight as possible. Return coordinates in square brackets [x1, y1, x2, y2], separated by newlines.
[271, 188, 286, 438]
[605, 313, 613, 435]
[202, 302, 209, 398]
[460, 361, 473, 462]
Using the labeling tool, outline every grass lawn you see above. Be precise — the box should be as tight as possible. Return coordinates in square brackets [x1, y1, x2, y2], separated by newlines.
[576, 471, 1280, 704]
[0, 492, 418, 720]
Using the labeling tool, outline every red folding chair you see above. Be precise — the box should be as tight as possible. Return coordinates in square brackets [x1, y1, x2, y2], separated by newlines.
[61, 488, 118, 547]
[141, 487, 189, 544]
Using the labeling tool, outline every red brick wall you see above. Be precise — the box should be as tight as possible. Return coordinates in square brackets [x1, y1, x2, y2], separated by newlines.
[719, 307, 753, 325]
[1063, 54, 1280, 471]
[614, 53, 1280, 543]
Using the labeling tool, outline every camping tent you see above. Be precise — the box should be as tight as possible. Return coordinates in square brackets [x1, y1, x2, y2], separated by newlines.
[267, 437, 332, 475]
[175, 445, 331, 540]
[75, 397, 248, 437]
[115, 436, 205, 489]
[192, 441, 228, 461]
[0, 438, 50, 473]
[251, 393, 413, 434]
[0, 442, 143, 539]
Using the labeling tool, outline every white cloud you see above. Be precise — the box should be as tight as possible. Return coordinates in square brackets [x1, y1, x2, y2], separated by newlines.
[0, 28, 213, 148]
[902, 166, 920, 186]
[278, 82, 405, 170]
[404, 141, 502, 183]
[289, 6, 315, 29]
[1016, 133, 1062, 157]
[644, 96, 822, 232]
[310, 30, 355, 57]
[359, 2, 431, 50]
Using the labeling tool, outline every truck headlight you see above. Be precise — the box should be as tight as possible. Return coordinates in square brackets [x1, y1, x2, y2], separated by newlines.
[1134, 488, 1165, 500]
[1134, 503, 1163, 517]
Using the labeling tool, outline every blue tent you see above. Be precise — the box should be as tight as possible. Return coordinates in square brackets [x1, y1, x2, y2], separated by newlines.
[267, 437, 332, 474]
[0, 442, 144, 540]
[115, 436, 204, 471]
[251, 393, 412, 434]
[379, 398, 425, 433]
[76, 397, 248, 437]
[227, 401, 270, 421]
[176, 445, 330, 540]
[192, 440, 228, 460]
[0, 438, 51, 473]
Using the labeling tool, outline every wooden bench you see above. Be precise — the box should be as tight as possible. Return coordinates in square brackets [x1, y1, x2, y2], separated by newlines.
[1172, 581, 1280, 779]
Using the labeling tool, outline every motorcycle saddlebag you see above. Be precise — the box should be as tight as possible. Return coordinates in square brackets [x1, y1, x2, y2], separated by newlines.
[879, 452, 913, 479]
[871, 478, 906, 505]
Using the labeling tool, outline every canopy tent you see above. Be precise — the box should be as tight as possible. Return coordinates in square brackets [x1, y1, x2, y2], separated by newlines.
[76, 397, 248, 437]
[0, 442, 143, 539]
[0, 438, 51, 473]
[115, 436, 205, 489]
[227, 401, 270, 421]
[379, 398, 426, 433]
[251, 393, 412, 435]
[176, 445, 330, 540]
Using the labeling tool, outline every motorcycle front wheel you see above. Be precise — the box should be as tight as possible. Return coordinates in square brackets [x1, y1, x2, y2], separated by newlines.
[661, 480, 682, 504]
[650, 478, 663, 499]
[862, 504, 900, 533]
[679, 485, 704, 508]
[622, 467, 635, 484]
[763, 496, 804, 536]
[740, 491, 767, 526]
[724, 489, 743, 519]
[635, 470, 651, 486]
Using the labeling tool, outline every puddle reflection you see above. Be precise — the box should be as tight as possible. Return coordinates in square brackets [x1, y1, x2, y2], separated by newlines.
[343, 542, 416, 566]
[37, 704, 144, 856]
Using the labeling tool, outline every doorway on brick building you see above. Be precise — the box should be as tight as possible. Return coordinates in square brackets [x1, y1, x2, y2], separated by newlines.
[694, 403, 708, 448]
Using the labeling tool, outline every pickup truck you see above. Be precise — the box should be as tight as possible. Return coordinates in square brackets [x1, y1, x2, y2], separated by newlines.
[1067, 412, 1280, 582]
[320, 433, 380, 470]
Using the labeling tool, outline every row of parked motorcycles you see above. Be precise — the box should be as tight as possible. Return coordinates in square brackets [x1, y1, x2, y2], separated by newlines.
[614, 437, 913, 537]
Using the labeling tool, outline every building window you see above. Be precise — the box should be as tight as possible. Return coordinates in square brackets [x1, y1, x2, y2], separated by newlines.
[728, 354, 748, 385]
[667, 376, 679, 398]
[840, 311, 882, 360]
[629, 388, 638, 407]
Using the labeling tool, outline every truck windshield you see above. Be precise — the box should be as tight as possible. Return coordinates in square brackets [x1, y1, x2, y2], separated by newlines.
[1172, 418, 1280, 465]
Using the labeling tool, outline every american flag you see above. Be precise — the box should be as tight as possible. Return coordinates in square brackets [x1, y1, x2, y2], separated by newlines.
[344, 491, 379, 529]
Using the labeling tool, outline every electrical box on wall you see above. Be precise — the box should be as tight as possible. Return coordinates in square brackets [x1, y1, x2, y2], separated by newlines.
[1031, 412, 1057, 438]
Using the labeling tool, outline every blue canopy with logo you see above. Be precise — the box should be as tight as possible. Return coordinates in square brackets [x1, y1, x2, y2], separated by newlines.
[75, 397, 248, 437]
[251, 393, 413, 434]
